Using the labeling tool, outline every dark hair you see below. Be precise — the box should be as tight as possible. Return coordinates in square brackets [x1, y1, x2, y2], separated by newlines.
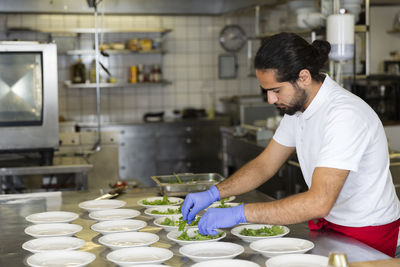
[254, 32, 331, 83]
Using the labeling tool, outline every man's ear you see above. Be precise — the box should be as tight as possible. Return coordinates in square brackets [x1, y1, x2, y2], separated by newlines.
[297, 69, 312, 87]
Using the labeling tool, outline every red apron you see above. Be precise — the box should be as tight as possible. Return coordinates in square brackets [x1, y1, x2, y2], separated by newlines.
[308, 218, 400, 257]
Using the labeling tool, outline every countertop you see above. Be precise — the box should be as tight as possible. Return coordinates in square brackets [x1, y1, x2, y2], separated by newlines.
[0, 188, 390, 267]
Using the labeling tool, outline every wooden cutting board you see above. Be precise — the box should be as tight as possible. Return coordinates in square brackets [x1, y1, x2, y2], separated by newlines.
[350, 258, 400, 267]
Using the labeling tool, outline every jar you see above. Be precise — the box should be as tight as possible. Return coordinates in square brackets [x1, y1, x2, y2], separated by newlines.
[137, 64, 145, 83]
[130, 65, 138, 84]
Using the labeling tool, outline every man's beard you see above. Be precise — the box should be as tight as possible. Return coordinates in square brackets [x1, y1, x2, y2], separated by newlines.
[275, 83, 308, 115]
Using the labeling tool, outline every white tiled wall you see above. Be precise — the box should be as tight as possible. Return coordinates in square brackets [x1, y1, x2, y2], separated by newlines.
[3, 13, 260, 123]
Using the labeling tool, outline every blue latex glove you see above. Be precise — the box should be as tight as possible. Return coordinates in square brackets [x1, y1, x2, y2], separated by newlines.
[198, 204, 247, 235]
[181, 185, 220, 222]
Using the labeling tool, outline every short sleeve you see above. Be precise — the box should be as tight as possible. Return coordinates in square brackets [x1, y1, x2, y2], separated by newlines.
[316, 110, 370, 172]
[273, 114, 296, 147]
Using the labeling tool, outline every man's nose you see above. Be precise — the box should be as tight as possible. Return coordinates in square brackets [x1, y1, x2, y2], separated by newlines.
[267, 91, 278, 104]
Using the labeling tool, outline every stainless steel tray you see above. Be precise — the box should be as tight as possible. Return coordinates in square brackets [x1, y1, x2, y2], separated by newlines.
[151, 173, 225, 196]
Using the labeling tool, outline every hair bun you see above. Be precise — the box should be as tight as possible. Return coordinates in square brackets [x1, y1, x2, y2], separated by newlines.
[311, 40, 331, 68]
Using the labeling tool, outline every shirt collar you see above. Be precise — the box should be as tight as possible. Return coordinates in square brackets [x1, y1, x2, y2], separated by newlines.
[298, 74, 333, 120]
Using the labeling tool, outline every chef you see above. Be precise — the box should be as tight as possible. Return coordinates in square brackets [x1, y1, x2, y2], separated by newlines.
[181, 32, 400, 257]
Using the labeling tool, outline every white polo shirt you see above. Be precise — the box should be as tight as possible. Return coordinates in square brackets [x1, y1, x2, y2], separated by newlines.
[273, 74, 400, 227]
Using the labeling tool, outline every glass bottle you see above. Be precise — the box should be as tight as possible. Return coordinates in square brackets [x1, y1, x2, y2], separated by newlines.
[71, 57, 86, 84]
[89, 59, 99, 83]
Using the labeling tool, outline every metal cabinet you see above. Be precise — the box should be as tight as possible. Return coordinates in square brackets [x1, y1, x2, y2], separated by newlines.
[80, 118, 229, 186]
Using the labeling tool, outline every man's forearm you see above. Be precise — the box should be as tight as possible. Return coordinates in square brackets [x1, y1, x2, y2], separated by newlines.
[244, 191, 327, 225]
[216, 157, 273, 199]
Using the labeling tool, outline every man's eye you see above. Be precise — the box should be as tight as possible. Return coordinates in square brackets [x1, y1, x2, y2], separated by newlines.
[273, 90, 280, 93]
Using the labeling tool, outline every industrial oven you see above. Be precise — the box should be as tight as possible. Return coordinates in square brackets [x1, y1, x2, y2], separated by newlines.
[0, 42, 58, 165]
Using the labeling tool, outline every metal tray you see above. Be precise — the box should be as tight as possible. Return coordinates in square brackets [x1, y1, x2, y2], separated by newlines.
[151, 173, 225, 196]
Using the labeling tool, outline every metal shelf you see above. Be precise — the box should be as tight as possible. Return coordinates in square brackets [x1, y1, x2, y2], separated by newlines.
[64, 49, 166, 55]
[7, 27, 172, 35]
[64, 80, 171, 89]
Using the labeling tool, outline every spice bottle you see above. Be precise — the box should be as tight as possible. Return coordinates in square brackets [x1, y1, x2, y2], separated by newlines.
[151, 65, 162, 83]
[130, 65, 138, 84]
[137, 64, 145, 83]
[89, 59, 100, 83]
[71, 57, 86, 84]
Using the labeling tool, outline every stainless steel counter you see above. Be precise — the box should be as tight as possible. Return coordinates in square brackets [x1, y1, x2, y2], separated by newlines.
[0, 188, 390, 267]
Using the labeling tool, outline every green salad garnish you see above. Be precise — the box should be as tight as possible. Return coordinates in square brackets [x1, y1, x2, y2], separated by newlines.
[177, 230, 223, 241]
[143, 195, 177, 205]
[239, 225, 285, 236]
[161, 216, 200, 227]
[151, 207, 181, 215]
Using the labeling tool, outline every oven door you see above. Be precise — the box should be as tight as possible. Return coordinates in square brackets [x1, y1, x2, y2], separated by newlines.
[0, 52, 43, 126]
[0, 43, 58, 151]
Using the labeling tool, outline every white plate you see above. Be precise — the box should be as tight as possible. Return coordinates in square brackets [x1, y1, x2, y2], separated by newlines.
[207, 202, 242, 209]
[22, 237, 86, 253]
[191, 259, 260, 267]
[98, 231, 159, 250]
[25, 223, 83, 238]
[250, 237, 314, 258]
[78, 199, 126, 212]
[27, 251, 95, 267]
[91, 219, 147, 235]
[213, 196, 236, 204]
[265, 254, 329, 267]
[106, 247, 173, 266]
[231, 224, 289, 242]
[144, 205, 182, 218]
[166, 227, 226, 246]
[179, 241, 244, 262]
[153, 215, 199, 232]
[89, 209, 140, 221]
[137, 196, 183, 208]
[25, 211, 79, 224]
